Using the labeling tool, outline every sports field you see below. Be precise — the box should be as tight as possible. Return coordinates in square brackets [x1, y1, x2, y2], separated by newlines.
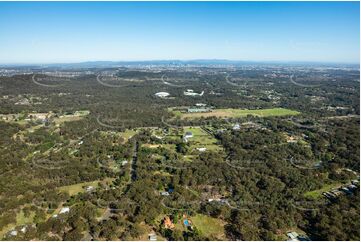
[178, 108, 300, 119]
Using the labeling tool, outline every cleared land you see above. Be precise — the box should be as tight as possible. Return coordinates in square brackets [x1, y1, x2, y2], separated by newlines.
[183, 127, 222, 152]
[157, 213, 225, 240]
[119, 129, 138, 143]
[0, 210, 35, 239]
[53, 110, 90, 124]
[304, 183, 343, 199]
[176, 108, 300, 119]
[58, 178, 115, 196]
[143, 126, 222, 153]
[143, 143, 176, 152]
[190, 214, 226, 239]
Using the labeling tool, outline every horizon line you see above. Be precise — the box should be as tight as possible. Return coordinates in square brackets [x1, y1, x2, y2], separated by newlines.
[0, 59, 359, 66]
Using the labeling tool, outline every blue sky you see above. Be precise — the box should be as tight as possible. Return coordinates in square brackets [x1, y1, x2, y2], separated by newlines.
[0, 1, 359, 64]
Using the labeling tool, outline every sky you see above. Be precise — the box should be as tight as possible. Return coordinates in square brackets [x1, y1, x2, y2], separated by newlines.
[0, 1, 359, 64]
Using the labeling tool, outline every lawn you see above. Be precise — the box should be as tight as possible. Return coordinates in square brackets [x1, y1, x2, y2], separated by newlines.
[0, 210, 35, 239]
[155, 213, 225, 240]
[179, 108, 300, 119]
[183, 127, 215, 144]
[184, 127, 208, 136]
[191, 214, 226, 240]
[54, 116, 84, 124]
[153, 170, 172, 177]
[54, 110, 90, 124]
[145, 126, 223, 157]
[58, 178, 115, 196]
[143, 144, 161, 148]
[183, 127, 222, 152]
[142, 144, 177, 154]
[304, 183, 343, 199]
[119, 129, 138, 143]
[16, 210, 35, 225]
[74, 110, 90, 116]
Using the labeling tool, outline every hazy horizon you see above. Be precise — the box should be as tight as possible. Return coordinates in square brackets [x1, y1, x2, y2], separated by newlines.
[0, 59, 360, 66]
[0, 1, 359, 64]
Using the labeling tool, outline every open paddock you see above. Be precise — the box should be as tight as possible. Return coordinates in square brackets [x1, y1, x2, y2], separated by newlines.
[178, 108, 300, 119]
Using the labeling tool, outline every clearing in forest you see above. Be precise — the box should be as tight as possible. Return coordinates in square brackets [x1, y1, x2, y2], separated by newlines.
[175, 108, 300, 119]
[183, 127, 222, 152]
[58, 178, 115, 196]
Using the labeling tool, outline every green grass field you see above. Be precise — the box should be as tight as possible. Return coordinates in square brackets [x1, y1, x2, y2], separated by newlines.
[183, 127, 208, 136]
[142, 143, 176, 153]
[54, 110, 90, 124]
[58, 178, 115, 196]
[304, 183, 343, 199]
[74, 110, 90, 116]
[120, 129, 138, 143]
[0, 210, 36, 239]
[183, 127, 222, 152]
[155, 213, 225, 240]
[153, 170, 172, 177]
[178, 108, 300, 119]
[191, 214, 226, 239]
[101, 129, 138, 143]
